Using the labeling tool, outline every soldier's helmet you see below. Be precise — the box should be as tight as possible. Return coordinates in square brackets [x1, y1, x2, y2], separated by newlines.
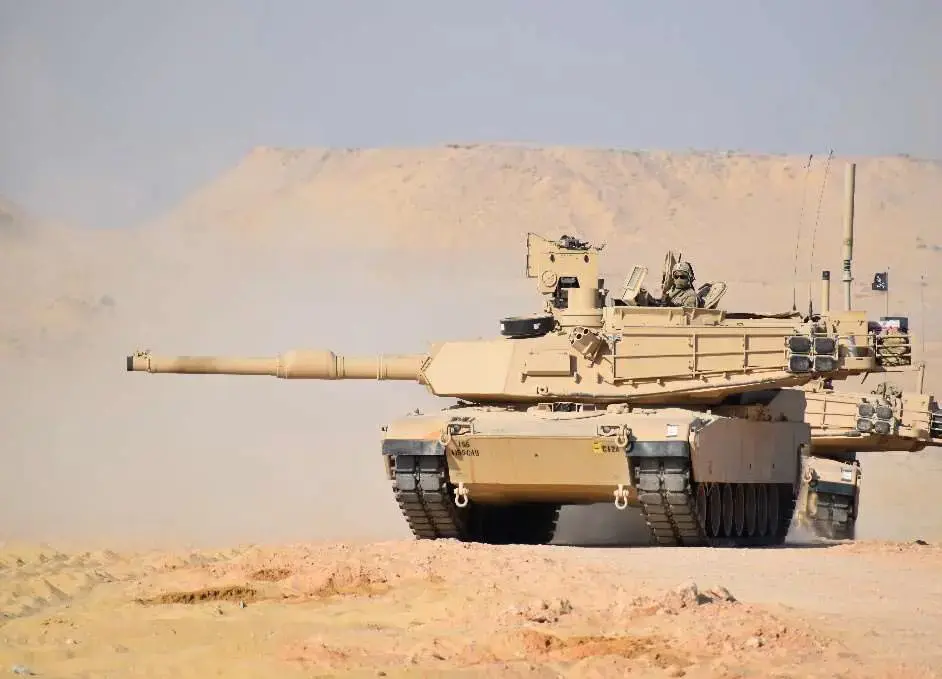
[671, 261, 695, 288]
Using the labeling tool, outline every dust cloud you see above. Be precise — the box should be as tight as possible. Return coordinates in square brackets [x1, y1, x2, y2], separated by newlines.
[0, 221, 642, 548]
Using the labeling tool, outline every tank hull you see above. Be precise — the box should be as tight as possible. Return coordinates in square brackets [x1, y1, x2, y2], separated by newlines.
[382, 404, 805, 547]
[794, 453, 860, 540]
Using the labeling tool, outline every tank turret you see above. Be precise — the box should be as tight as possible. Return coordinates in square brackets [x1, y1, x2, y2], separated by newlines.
[128, 233, 907, 406]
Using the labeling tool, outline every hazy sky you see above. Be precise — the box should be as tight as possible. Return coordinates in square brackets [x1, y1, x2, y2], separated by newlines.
[0, 1, 939, 229]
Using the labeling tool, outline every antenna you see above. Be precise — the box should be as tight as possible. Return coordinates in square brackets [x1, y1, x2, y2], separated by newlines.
[842, 162, 856, 311]
[807, 149, 834, 315]
[920, 273, 927, 359]
[791, 153, 814, 312]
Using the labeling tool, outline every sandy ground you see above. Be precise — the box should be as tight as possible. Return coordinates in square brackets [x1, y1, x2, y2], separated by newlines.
[2, 147, 942, 677]
[2, 538, 942, 678]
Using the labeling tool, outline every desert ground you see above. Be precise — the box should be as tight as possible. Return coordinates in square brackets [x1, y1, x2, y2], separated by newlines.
[2, 146, 942, 677]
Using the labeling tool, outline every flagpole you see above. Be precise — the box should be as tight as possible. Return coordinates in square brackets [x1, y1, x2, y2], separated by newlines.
[885, 265, 890, 317]
[871, 270, 889, 316]
[920, 274, 926, 363]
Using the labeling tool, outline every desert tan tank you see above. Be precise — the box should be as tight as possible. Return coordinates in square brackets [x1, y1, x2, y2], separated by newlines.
[125, 172, 914, 547]
[794, 361, 942, 540]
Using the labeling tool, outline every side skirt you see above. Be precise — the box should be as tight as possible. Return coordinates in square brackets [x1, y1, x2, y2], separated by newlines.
[629, 443, 795, 547]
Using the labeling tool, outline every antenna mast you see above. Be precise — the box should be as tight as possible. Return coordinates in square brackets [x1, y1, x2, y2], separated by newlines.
[842, 162, 856, 310]
[807, 149, 834, 315]
[791, 153, 814, 312]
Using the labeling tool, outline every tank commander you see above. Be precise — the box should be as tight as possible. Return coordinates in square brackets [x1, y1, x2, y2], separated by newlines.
[661, 261, 701, 308]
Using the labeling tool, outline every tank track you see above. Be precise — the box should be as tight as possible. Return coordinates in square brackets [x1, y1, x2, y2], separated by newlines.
[392, 454, 465, 539]
[390, 448, 794, 547]
[391, 453, 560, 545]
[631, 456, 795, 547]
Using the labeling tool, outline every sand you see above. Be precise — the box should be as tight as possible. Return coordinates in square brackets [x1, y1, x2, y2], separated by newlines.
[2, 145, 942, 677]
[2, 540, 941, 677]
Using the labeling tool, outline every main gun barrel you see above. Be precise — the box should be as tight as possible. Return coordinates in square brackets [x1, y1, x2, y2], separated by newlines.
[126, 350, 426, 381]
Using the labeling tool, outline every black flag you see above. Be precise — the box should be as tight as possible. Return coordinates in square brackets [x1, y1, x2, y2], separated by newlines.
[871, 272, 888, 292]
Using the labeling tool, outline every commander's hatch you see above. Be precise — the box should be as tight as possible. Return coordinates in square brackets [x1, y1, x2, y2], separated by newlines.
[698, 281, 728, 309]
[661, 250, 679, 293]
[619, 265, 648, 303]
[525, 232, 547, 279]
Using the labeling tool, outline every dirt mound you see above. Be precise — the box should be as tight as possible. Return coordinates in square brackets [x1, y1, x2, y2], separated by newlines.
[137, 585, 258, 605]
[128, 543, 437, 608]
[249, 566, 292, 582]
[619, 582, 828, 661]
[280, 579, 833, 676]
[400, 628, 687, 670]
[5, 540, 942, 678]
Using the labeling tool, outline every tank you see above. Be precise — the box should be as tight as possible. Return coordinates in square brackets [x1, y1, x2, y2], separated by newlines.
[794, 362, 942, 540]
[125, 223, 913, 547]
[783, 161, 941, 541]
